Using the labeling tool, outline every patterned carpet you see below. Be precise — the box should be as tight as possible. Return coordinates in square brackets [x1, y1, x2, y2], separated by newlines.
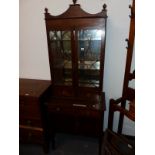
[20, 133, 99, 155]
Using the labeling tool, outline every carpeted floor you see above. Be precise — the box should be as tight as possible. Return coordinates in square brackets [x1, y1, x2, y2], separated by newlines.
[19, 133, 99, 155]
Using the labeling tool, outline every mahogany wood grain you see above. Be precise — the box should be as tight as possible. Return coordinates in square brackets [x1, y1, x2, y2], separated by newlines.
[44, 3, 107, 155]
[118, 0, 135, 134]
[19, 78, 51, 153]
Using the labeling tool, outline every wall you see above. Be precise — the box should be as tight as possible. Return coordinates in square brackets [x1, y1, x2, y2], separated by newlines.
[19, 0, 135, 135]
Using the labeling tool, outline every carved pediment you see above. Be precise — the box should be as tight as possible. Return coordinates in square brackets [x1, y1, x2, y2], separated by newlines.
[45, 2, 107, 20]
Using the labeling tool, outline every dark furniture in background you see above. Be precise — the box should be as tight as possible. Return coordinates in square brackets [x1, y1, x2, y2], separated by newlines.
[102, 99, 135, 155]
[44, 0, 107, 154]
[19, 78, 51, 153]
[102, 0, 135, 154]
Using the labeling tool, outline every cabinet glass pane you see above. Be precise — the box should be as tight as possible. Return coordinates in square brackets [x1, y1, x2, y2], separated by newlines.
[78, 29, 103, 87]
[49, 31, 72, 85]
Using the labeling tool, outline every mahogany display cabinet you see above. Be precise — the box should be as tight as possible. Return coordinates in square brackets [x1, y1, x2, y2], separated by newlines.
[44, 1, 107, 154]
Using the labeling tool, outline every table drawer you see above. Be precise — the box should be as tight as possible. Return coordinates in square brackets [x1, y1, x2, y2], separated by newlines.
[19, 118, 42, 127]
[52, 86, 74, 97]
[19, 101, 42, 117]
[19, 126, 44, 144]
[19, 96, 39, 106]
[48, 104, 101, 118]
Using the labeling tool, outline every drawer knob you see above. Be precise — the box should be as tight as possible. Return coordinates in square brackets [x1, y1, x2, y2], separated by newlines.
[56, 107, 60, 111]
[128, 144, 133, 149]
[25, 93, 30, 96]
[28, 132, 32, 140]
[27, 120, 31, 126]
[73, 104, 87, 107]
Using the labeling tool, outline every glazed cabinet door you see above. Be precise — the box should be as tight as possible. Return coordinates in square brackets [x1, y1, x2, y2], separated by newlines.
[48, 30, 73, 86]
[77, 29, 105, 88]
[47, 27, 106, 91]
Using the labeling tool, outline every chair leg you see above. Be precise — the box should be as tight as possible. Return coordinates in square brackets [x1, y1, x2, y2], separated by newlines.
[118, 100, 126, 134]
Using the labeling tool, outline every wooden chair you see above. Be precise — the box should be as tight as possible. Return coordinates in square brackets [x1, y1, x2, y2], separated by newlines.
[102, 97, 135, 155]
[101, 0, 135, 154]
[102, 87, 135, 154]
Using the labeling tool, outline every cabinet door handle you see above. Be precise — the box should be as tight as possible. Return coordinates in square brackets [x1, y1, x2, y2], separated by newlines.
[25, 93, 30, 96]
[73, 104, 87, 107]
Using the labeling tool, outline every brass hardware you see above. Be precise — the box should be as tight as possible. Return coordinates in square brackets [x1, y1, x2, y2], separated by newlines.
[73, 104, 87, 107]
[128, 144, 133, 149]
[56, 107, 60, 111]
[25, 93, 30, 96]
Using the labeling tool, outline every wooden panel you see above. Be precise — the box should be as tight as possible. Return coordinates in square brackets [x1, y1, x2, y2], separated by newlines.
[48, 103, 101, 117]
[19, 79, 51, 98]
[102, 129, 135, 155]
[19, 78, 51, 151]
[44, 2, 107, 153]
[46, 18, 105, 30]
[49, 113, 102, 136]
[19, 102, 41, 118]
[45, 4, 107, 19]
[19, 96, 38, 105]
[19, 118, 42, 127]
[19, 127, 44, 144]
[52, 86, 74, 97]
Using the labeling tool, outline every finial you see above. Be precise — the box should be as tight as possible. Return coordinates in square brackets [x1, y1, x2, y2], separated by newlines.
[45, 8, 48, 13]
[103, 4, 107, 11]
[73, 0, 77, 5]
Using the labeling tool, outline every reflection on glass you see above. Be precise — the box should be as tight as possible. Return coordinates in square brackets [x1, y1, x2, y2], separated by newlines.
[78, 29, 104, 87]
[49, 31, 72, 85]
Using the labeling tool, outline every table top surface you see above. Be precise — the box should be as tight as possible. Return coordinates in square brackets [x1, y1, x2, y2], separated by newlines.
[19, 78, 51, 97]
